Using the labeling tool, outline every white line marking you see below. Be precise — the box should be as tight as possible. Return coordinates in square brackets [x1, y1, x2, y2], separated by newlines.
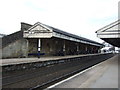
[46, 62, 102, 89]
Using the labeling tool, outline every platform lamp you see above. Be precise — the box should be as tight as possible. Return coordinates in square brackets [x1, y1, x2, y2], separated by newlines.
[38, 38, 41, 58]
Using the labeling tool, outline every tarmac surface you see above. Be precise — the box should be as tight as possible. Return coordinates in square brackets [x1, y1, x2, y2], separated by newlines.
[47, 54, 119, 88]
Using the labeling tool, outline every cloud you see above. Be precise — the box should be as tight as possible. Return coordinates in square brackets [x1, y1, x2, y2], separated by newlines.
[0, 0, 119, 43]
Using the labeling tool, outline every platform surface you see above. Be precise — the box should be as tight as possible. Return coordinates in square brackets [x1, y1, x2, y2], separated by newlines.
[48, 54, 119, 88]
[1, 54, 99, 66]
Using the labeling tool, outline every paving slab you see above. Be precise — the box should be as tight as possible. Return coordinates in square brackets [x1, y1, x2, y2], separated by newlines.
[50, 54, 118, 88]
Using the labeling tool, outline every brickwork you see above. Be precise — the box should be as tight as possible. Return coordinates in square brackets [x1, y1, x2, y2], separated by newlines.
[2, 31, 23, 48]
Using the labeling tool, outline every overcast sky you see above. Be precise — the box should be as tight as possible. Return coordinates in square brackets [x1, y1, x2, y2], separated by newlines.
[0, 0, 119, 43]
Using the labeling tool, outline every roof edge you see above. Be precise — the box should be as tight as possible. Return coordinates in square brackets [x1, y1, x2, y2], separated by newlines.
[96, 19, 120, 33]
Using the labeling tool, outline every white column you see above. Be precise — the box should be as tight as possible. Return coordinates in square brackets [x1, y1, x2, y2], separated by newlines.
[63, 40, 66, 55]
[26, 39, 29, 57]
[77, 44, 79, 52]
[38, 38, 41, 51]
[86, 46, 87, 51]
[38, 38, 41, 58]
[63, 40, 65, 51]
[63, 44, 65, 51]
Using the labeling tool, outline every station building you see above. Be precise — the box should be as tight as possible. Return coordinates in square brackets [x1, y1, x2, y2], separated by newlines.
[1, 22, 103, 58]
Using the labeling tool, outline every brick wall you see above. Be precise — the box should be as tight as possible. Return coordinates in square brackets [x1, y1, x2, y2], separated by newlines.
[2, 39, 28, 58]
[1, 22, 32, 58]
[2, 31, 23, 48]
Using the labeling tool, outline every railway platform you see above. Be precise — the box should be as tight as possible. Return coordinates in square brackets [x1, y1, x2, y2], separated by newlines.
[1, 53, 100, 66]
[48, 54, 119, 88]
[2, 53, 116, 89]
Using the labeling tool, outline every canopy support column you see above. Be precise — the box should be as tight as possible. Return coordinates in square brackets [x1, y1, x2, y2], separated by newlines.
[38, 38, 41, 58]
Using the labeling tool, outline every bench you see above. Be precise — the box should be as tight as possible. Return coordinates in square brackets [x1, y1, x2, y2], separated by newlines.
[28, 53, 45, 56]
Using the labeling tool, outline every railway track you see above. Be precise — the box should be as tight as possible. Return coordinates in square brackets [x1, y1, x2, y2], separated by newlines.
[2, 54, 114, 89]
